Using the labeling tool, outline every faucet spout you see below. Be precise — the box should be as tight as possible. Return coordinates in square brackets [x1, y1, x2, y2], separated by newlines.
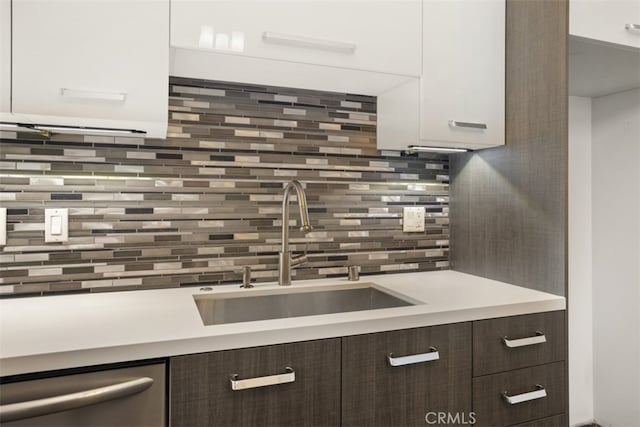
[279, 180, 313, 286]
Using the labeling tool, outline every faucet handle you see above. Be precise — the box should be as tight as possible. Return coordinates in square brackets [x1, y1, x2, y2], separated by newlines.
[290, 253, 308, 267]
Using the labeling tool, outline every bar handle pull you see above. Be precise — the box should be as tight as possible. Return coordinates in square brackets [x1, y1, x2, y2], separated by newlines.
[0, 377, 154, 423]
[262, 32, 356, 53]
[502, 331, 547, 348]
[502, 384, 547, 405]
[60, 88, 127, 102]
[625, 23, 640, 31]
[387, 347, 439, 366]
[448, 120, 487, 130]
[230, 367, 295, 391]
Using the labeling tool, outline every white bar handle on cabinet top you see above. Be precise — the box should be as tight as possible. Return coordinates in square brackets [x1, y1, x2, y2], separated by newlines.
[502, 331, 547, 348]
[502, 384, 547, 405]
[230, 367, 295, 391]
[448, 120, 487, 130]
[0, 377, 154, 423]
[60, 88, 127, 102]
[262, 32, 356, 53]
[387, 347, 440, 367]
[625, 24, 640, 31]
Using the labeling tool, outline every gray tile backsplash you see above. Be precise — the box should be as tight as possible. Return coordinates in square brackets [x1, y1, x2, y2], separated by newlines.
[0, 77, 449, 296]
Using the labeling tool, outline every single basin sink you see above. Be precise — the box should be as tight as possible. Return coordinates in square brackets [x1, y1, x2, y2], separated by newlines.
[194, 283, 415, 325]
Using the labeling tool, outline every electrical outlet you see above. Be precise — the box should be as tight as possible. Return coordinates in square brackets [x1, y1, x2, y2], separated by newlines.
[403, 206, 425, 232]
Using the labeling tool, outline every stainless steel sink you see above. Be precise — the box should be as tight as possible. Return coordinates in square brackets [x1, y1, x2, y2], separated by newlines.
[194, 283, 415, 325]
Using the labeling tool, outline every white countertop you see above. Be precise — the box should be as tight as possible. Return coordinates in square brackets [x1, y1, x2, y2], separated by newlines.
[0, 270, 565, 377]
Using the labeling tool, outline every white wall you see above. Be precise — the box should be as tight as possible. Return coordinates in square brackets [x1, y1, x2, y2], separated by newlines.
[568, 95, 594, 426]
[592, 88, 640, 427]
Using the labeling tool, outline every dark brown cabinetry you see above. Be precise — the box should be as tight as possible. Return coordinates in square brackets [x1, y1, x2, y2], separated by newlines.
[472, 310, 567, 427]
[473, 310, 566, 376]
[512, 414, 568, 426]
[473, 362, 566, 426]
[170, 339, 341, 427]
[169, 310, 566, 427]
[342, 323, 472, 427]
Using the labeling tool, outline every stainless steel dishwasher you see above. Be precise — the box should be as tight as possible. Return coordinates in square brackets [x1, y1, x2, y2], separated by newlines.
[0, 362, 166, 427]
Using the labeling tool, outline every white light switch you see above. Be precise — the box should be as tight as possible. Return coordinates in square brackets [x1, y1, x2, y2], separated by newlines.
[0, 208, 6, 246]
[403, 206, 425, 232]
[45, 208, 68, 242]
[51, 216, 63, 235]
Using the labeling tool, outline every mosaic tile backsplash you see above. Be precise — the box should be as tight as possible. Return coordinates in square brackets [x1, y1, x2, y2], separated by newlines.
[0, 77, 449, 297]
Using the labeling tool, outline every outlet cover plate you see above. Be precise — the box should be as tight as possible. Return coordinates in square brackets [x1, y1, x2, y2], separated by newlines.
[45, 208, 69, 243]
[403, 206, 425, 232]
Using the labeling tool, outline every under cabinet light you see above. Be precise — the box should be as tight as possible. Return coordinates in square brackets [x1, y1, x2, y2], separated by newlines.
[407, 145, 469, 153]
[0, 122, 145, 137]
[0, 123, 20, 130]
[33, 125, 145, 136]
[0, 122, 43, 134]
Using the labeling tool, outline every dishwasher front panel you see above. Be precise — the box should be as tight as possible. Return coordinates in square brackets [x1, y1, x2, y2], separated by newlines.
[0, 362, 166, 427]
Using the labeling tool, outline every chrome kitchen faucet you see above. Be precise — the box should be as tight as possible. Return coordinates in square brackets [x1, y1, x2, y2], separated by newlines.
[278, 180, 313, 286]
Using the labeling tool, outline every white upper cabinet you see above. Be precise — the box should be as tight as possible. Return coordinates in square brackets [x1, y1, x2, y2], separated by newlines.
[0, 0, 10, 114]
[420, 0, 505, 150]
[171, 0, 421, 77]
[10, 0, 170, 138]
[377, 0, 505, 151]
[571, 0, 640, 49]
[170, 0, 421, 95]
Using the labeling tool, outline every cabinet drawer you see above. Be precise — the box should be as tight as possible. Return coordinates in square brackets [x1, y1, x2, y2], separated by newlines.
[472, 362, 566, 427]
[170, 339, 341, 427]
[511, 413, 568, 426]
[473, 311, 566, 376]
[342, 323, 472, 427]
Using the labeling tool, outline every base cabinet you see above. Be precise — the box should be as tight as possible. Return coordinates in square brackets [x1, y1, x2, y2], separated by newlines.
[169, 310, 566, 427]
[342, 323, 472, 427]
[472, 362, 567, 426]
[170, 339, 341, 426]
[472, 311, 568, 427]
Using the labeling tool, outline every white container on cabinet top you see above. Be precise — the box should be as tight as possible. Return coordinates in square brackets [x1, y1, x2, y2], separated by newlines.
[169, 0, 421, 96]
[377, 0, 505, 151]
[570, 0, 640, 49]
[9, 0, 169, 138]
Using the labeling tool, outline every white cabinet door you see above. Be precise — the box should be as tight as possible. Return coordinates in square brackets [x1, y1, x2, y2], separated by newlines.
[170, 0, 421, 77]
[571, 0, 640, 49]
[11, 0, 169, 137]
[420, 0, 505, 150]
[0, 0, 10, 114]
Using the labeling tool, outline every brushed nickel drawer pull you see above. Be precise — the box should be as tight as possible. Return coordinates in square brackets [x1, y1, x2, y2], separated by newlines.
[387, 347, 439, 366]
[502, 331, 546, 348]
[502, 384, 547, 405]
[448, 120, 487, 130]
[229, 367, 295, 391]
[0, 377, 154, 423]
[625, 23, 640, 31]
